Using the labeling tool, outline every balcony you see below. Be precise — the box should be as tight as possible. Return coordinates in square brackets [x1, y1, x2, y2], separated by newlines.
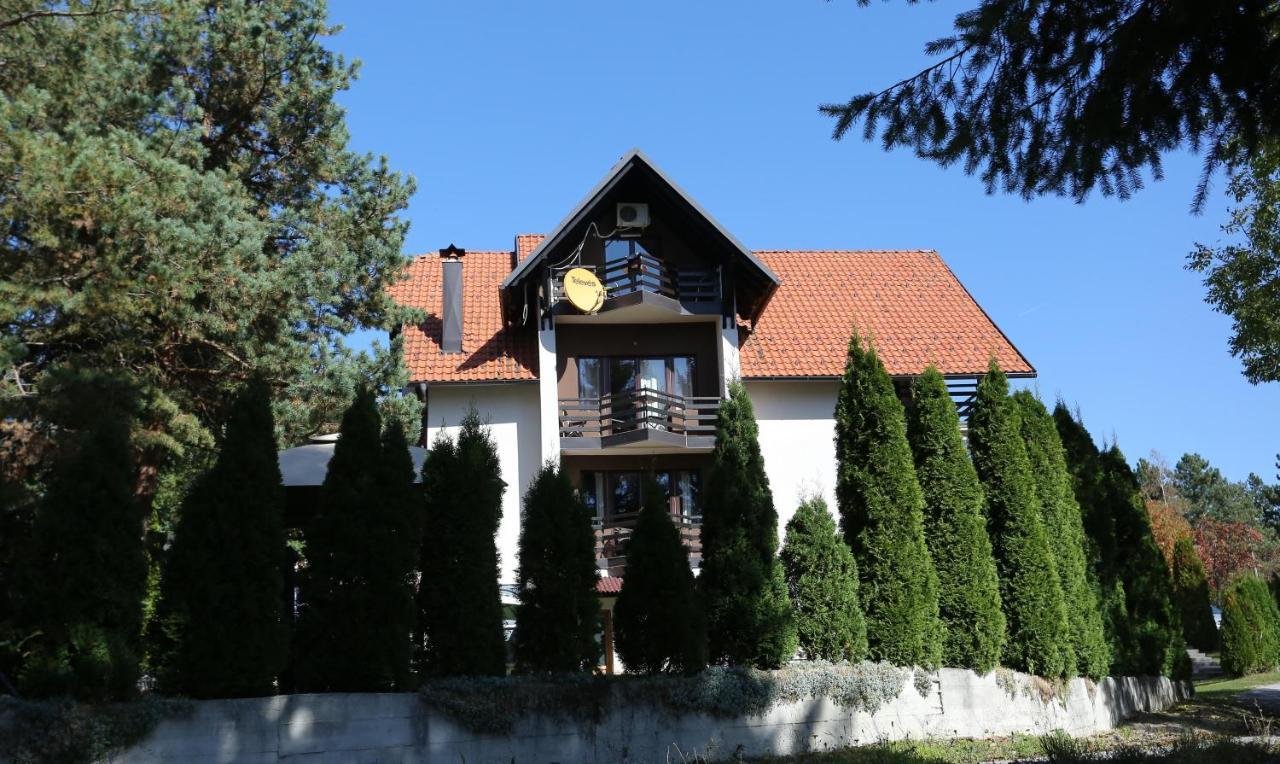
[551, 254, 721, 318]
[559, 390, 720, 451]
[595, 512, 702, 578]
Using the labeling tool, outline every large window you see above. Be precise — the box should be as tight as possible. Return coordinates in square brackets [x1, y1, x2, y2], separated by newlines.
[577, 356, 695, 399]
[579, 470, 701, 520]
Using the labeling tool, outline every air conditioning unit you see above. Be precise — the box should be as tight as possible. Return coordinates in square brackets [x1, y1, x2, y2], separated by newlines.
[616, 202, 650, 230]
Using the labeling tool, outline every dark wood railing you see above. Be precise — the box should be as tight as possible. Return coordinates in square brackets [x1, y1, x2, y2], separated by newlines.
[559, 390, 720, 439]
[594, 512, 702, 577]
[553, 256, 719, 304]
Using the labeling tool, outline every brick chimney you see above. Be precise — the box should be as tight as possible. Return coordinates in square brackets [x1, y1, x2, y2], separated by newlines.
[440, 244, 465, 354]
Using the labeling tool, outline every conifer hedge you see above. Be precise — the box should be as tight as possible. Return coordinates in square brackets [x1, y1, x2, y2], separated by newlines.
[418, 409, 507, 677]
[1053, 404, 1130, 672]
[513, 463, 600, 673]
[1171, 536, 1219, 652]
[906, 367, 1004, 673]
[780, 497, 867, 663]
[292, 389, 421, 691]
[614, 476, 707, 674]
[968, 363, 1069, 677]
[1012, 391, 1110, 679]
[700, 382, 797, 669]
[149, 380, 289, 698]
[19, 409, 147, 700]
[835, 332, 942, 668]
[1220, 573, 1280, 677]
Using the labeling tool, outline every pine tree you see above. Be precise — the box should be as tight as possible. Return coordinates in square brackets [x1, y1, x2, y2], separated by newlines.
[700, 382, 797, 669]
[614, 476, 707, 674]
[418, 409, 507, 676]
[1012, 391, 1111, 679]
[513, 462, 600, 673]
[968, 363, 1069, 677]
[780, 497, 867, 663]
[1220, 573, 1280, 677]
[19, 411, 147, 700]
[291, 389, 421, 691]
[1053, 404, 1129, 673]
[906, 367, 1004, 673]
[1100, 444, 1189, 678]
[149, 380, 288, 697]
[835, 332, 943, 668]
[1170, 536, 1219, 651]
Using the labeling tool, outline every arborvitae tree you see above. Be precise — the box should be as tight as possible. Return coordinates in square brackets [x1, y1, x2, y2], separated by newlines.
[1012, 391, 1111, 680]
[968, 363, 1069, 677]
[614, 476, 707, 674]
[149, 380, 288, 697]
[835, 332, 943, 668]
[700, 381, 797, 669]
[780, 497, 867, 662]
[1171, 536, 1219, 651]
[292, 389, 420, 691]
[19, 412, 147, 700]
[906, 367, 1004, 673]
[1053, 404, 1129, 672]
[1220, 573, 1280, 677]
[418, 409, 507, 676]
[1100, 445, 1189, 678]
[513, 462, 600, 673]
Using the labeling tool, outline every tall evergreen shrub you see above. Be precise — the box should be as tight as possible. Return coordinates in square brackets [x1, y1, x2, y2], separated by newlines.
[1100, 445, 1189, 678]
[780, 497, 867, 662]
[968, 363, 1069, 677]
[418, 409, 507, 676]
[835, 332, 943, 668]
[292, 390, 421, 691]
[1012, 391, 1111, 679]
[700, 381, 796, 669]
[1053, 404, 1129, 671]
[906, 367, 1004, 672]
[149, 380, 288, 697]
[19, 412, 147, 699]
[1171, 536, 1219, 651]
[614, 476, 707, 674]
[513, 462, 600, 673]
[1220, 573, 1280, 676]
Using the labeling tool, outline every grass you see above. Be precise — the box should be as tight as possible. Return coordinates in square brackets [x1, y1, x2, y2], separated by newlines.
[749, 735, 1278, 763]
[1193, 670, 1280, 702]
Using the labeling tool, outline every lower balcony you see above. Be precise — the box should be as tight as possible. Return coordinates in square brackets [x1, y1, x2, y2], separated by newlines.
[594, 512, 702, 578]
[559, 390, 720, 452]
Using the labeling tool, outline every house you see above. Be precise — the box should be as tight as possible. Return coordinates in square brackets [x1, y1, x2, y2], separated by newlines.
[387, 149, 1033, 631]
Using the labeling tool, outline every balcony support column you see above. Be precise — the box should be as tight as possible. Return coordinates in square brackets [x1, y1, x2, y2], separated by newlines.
[538, 323, 561, 464]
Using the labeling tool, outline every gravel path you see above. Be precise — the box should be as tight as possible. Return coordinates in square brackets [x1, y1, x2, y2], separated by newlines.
[1236, 682, 1280, 715]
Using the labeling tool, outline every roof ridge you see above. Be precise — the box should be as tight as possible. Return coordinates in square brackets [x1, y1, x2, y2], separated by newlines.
[753, 248, 938, 254]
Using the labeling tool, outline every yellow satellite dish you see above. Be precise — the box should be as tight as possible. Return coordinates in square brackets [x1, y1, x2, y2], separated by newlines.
[562, 267, 606, 314]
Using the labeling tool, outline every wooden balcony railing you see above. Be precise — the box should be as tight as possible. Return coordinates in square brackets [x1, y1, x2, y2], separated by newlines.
[594, 512, 702, 578]
[553, 256, 719, 304]
[559, 390, 720, 439]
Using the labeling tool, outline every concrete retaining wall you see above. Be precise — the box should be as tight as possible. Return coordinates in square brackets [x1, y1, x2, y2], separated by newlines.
[110, 669, 1191, 764]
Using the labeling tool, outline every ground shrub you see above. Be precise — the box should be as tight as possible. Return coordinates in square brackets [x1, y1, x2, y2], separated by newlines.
[780, 496, 867, 662]
[1169, 536, 1218, 651]
[1220, 573, 1280, 676]
[0, 695, 189, 764]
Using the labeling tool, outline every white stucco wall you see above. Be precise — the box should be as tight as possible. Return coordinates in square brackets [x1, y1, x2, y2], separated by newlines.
[425, 383, 541, 584]
[744, 379, 840, 534]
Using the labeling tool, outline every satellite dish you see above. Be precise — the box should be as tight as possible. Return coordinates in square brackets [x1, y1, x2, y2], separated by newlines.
[562, 268, 606, 314]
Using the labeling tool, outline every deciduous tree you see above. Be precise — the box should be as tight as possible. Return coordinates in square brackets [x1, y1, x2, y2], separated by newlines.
[780, 497, 867, 663]
[835, 332, 942, 668]
[513, 463, 600, 673]
[1195, 517, 1269, 595]
[906, 367, 1003, 673]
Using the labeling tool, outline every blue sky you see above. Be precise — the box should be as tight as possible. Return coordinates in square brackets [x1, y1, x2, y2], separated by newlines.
[328, 0, 1279, 482]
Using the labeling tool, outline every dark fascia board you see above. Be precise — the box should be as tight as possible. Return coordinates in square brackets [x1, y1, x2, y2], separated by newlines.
[500, 148, 780, 290]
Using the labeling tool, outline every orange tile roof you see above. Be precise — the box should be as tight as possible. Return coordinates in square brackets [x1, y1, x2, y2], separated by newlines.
[595, 577, 622, 594]
[387, 251, 537, 383]
[388, 245, 1032, 383]
[741, 250, 1032, 377]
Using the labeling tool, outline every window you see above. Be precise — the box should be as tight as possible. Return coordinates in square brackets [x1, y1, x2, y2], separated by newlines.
[577, 358, 602, 400]
[578, 469, 702, 519]
[577, 356, 696, 399]
[602, 239, 660, 295]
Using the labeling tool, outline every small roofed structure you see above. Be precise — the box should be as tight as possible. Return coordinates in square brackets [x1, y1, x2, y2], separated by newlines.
[277, 433, 428, 487]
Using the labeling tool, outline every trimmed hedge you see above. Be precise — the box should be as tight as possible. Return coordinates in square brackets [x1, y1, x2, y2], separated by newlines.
[780, 497, 868, 662]
[1221, 573, 1280, 677]
[906, 367, 1005, 672]
[968, 363, 1070, 677]
[835, 331, 943, 668]
[1170, 536, 1218, 651]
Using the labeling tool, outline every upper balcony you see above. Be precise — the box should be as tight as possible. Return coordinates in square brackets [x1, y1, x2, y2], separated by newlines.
[550, 251, 722, 321]
[559, 388, 719, 452]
